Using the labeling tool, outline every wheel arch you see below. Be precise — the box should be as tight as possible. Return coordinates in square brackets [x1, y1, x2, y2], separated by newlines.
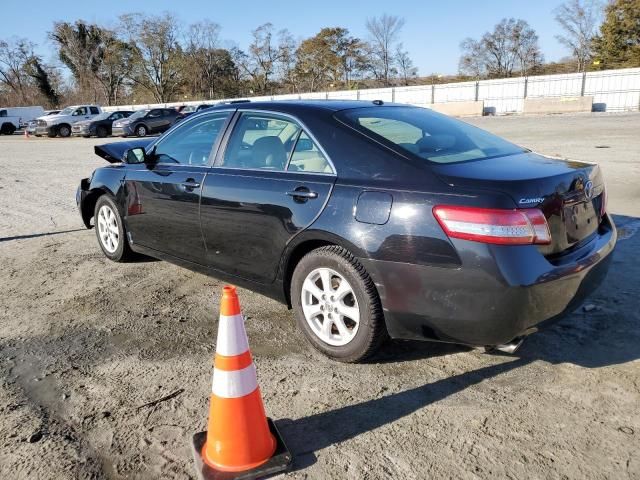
[279, 230, 369, 308]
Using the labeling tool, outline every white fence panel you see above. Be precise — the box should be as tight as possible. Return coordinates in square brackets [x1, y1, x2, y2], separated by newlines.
[434, 81, 477, 103]
[526, 72, 583, 98]
[299, 91, 328, 100]
[394, 85, 431, 105]
[585, 68, 640, 112]
[358, 87, 394, 102]
[326, 89, 359, 100]
[479, 78, 525, 114]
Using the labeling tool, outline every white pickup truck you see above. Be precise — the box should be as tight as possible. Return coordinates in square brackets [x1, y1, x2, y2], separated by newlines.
[34, 105, 103, 138]
[0, 106, 45, 135]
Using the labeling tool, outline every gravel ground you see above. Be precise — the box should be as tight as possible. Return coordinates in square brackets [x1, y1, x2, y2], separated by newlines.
[1, 112, 639, 480]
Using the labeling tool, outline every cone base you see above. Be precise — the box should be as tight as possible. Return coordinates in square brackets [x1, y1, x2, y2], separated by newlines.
[191, 418, 292, 480]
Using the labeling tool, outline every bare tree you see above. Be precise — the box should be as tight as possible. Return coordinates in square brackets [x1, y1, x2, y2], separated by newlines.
[365, 14, 406, 86]
[242, 23, 294, 94]
[395, 44, 417, 85]
[459, 18, 542, 78]
[0, 38, 35, 102]
[120, 13, 184, 103]
[555, 0, 602, 72]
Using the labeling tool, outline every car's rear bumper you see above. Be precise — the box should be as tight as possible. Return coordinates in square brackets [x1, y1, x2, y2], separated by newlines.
[362, 215, 617, 346]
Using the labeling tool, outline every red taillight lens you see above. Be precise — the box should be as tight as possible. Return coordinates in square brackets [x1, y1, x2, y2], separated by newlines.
[433, 205, 551, 245]
[600, 188, 607, 217]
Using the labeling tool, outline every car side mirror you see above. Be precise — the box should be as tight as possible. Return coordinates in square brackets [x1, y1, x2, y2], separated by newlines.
[124, 147, 147, 164]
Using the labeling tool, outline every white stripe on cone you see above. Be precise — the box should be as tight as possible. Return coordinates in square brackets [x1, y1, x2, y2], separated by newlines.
[212, 364, 259, 398]
[216, 313, 250, 356]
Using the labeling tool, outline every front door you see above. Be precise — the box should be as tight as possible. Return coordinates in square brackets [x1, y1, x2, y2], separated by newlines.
[124, 111, 232, 264]
[200, 111, 336, 283]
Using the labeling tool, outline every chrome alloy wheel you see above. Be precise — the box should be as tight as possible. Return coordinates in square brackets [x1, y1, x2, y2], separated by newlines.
[97, 205, 119, 253]
[301, 267, 360, 346]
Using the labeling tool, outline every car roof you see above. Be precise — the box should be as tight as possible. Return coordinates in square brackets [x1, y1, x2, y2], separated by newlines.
[208, 99, 406, 114]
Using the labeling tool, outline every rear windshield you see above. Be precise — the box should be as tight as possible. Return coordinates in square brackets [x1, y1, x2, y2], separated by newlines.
[336, 106, 525, 164]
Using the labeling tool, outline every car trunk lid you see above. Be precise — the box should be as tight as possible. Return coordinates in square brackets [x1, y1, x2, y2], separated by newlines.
[431, 152, 606, 255]
[94, 139, 154, 163]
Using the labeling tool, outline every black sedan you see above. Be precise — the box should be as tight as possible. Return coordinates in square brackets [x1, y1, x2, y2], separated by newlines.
[76, 100, 616, 362]
[72, 110, 134, 138]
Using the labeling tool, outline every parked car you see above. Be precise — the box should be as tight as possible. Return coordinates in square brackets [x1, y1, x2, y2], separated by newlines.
[72, 110, 134, 138]
[26, 110, 60, 135]
[112, 108, 179, 137]
[35, 105, 102, 137]
[77, 101, 616, 362]
[0, 106, 45, 135]
[173, 104, 214, 124]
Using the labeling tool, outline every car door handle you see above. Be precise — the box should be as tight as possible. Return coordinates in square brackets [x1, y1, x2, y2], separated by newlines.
[181, 180, 201, 190]
[286, 189, 318, 199]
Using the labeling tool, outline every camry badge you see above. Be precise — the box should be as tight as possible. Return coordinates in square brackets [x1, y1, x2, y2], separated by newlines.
[519, 197, 544, 204]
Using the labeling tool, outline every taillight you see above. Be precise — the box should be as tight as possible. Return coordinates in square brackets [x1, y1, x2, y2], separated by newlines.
[600, 188, 607, 217]
[433, 205, 551, 245]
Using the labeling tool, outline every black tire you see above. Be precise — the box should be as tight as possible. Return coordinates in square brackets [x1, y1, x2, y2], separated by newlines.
[290, 245, 388, 363]
[135, 124, 147, 137]
[58, 124, 71, 137]
[82, 135, 91, 138]
[1, 123, 16, 135]
[94, 195, 134, 262]
[96, 126, 108, 138]
[47, 127, 57, 138]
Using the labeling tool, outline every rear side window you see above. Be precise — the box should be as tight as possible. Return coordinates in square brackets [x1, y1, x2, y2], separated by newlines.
[336, 106, 524, 164]
[0, 110, 6, 117]
[222, 113, 301, 171]
[90, 107, 100, 114]
[289, 132, 332, 173]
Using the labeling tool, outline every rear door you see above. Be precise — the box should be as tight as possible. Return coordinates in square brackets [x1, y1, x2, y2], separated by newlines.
[123, 111, 232, 264]
[200, 111, 336, 283]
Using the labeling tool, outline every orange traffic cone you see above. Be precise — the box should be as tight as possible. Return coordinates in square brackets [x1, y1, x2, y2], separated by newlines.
[191, 285, 292, 480]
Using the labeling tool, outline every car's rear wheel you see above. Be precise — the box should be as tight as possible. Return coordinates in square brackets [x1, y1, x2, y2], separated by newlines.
[58, 124, 71, 137]
[96, 126, 108, 138]
[291, 246, 388, 362]
[135, 124, 147, 137]
[94, 195, 134, 262]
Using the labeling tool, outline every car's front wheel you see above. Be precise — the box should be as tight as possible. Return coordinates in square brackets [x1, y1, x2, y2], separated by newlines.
[291, 246, 388, 363]
[58, 124, 71, 137]
[94, 195, 134, 262]
[96, 126, 108, 138]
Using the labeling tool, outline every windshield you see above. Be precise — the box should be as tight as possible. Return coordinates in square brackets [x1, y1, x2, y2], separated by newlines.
[58, 107, 74, 116]
[336, 106, 525, 164]
[127, 110, 149, 120]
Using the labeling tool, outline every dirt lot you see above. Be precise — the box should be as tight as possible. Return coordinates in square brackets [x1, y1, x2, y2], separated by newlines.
[1, 113, 639, 480]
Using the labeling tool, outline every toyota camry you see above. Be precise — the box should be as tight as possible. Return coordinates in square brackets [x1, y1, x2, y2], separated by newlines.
[77, 100, 616, 362]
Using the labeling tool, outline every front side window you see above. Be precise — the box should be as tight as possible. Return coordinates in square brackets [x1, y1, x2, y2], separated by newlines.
[73, 107, 87, 116]
[147, 109, 162, 118]
[153, 112, 230, 166]
[336, 106, 525, 164]
[222, 113, 301, 171]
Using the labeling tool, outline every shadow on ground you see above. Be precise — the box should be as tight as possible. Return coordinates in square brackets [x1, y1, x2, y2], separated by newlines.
[283, 213, 640, 471]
